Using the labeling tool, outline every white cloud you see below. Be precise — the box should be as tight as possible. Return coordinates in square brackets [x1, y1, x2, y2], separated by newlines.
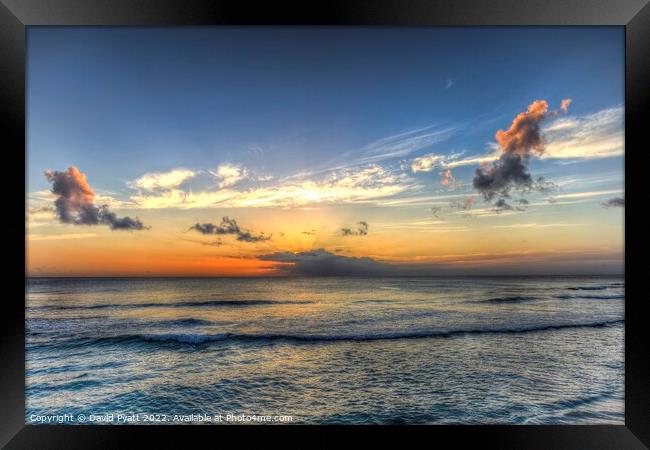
[410, 106, 623, 175]
[551, 189, 622, 200]
[410, 149, 499, 173]
[350, 125, 457, 165]
[542, 106, 623, 160]
[210, 163, 250, 188]
[130, 168, 197, 191]
[411, 154, 446, 172]
[26, 205, 56, 229]
[130, 164, 417, 209]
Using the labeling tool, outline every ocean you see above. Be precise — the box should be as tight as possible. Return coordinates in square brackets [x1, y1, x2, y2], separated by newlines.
[25, 276, 624, 424]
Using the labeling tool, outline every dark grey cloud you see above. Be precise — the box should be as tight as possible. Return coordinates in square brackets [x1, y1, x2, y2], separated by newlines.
[44, 167, 147, 231]
[493, 197, 529, 213]
[341, 221, 368, 236]
[258, 248, 392, 276]
[258, 247, 623, 276]
[97, 206, 147, 230]
[494, 198, 513, 211]
[190, 216, 270, 243]
[473, 100, 563, 202]
[431, 206, 444, 220]
[601, 197, 624, 208]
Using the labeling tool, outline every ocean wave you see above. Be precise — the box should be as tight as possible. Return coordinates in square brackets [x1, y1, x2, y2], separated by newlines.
[353, 299, 396, 304]
[555, 294, 624, 300]
[29, 299, 312, 311]
[567, 286, 611, 291]
[54, 319, 624, 348]
[474, 296, 539, 304]
[154, 318, 214, 327]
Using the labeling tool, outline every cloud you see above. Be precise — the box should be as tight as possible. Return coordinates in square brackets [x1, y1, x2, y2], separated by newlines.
[494, 198, 528, 213]
[97, 207, 148, 230]
[341, 221, 368, 236]
[28, 205, 55, 214]
[411, 154, 446, 172]
[434, 195, 476, 220]
[352, 125, 457, 165]
[494, 198, 513, 211]
[411, 150, 499, 173]
[472, 99, 567, 201]
[491, 223, 581, 229]
[258, 248, 392, 276]
[44, 167, 147, 231]
[560, 98, 573, 113]
[601, 197, 625, 208]
[26, 204, 57, 229]
[495, 100, 550, 155]
[130, 168, 197, 191]
[210, 163, 250, 188]
[449, 195, 474, 210]
[542, 106, 624, 160]
[431, 206, 443, 220]
[552, 189, 623, 200]
[257, 247, 622, 276]
[131, 164, 415, 209]
[452, 207, 524, 219]
[189, 216, 271, 243]
[440, 170, 454, 186]
[439, 169, 463, 189]
[29, 233, 97, 241]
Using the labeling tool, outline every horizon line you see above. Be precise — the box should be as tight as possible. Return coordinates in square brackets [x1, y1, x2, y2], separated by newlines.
[25, 273, 625, 279]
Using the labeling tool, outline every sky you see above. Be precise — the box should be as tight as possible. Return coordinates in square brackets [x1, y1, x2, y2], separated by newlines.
[26, 27, 625, 276]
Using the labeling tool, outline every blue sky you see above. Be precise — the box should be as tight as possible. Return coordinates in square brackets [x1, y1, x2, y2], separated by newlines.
[27, 27, 623, 189]
[26, 27, 625, 276]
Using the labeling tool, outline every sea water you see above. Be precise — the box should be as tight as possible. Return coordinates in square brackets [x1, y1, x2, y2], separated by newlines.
[26, 276, 624, 424]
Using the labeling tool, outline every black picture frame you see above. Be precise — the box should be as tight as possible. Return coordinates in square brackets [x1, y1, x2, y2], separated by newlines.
[2, 0, 648, 447]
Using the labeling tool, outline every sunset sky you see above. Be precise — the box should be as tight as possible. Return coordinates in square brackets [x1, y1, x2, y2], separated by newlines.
[26, 27, 624, 276]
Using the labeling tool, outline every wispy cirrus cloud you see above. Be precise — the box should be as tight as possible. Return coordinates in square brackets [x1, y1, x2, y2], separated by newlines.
[551, 189, 622, 200]
[346, 124, 458, 166]
[410, 149, 499, 173]
[130, 164, 417, 209]
[542, 106, 623, 160]
[491, 223, 582, 229]
[29, 233, 97, 241]
[451, 207, 524, 218]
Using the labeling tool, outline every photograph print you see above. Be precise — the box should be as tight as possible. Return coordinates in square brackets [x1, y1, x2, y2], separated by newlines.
[26, 26, 624, 425]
